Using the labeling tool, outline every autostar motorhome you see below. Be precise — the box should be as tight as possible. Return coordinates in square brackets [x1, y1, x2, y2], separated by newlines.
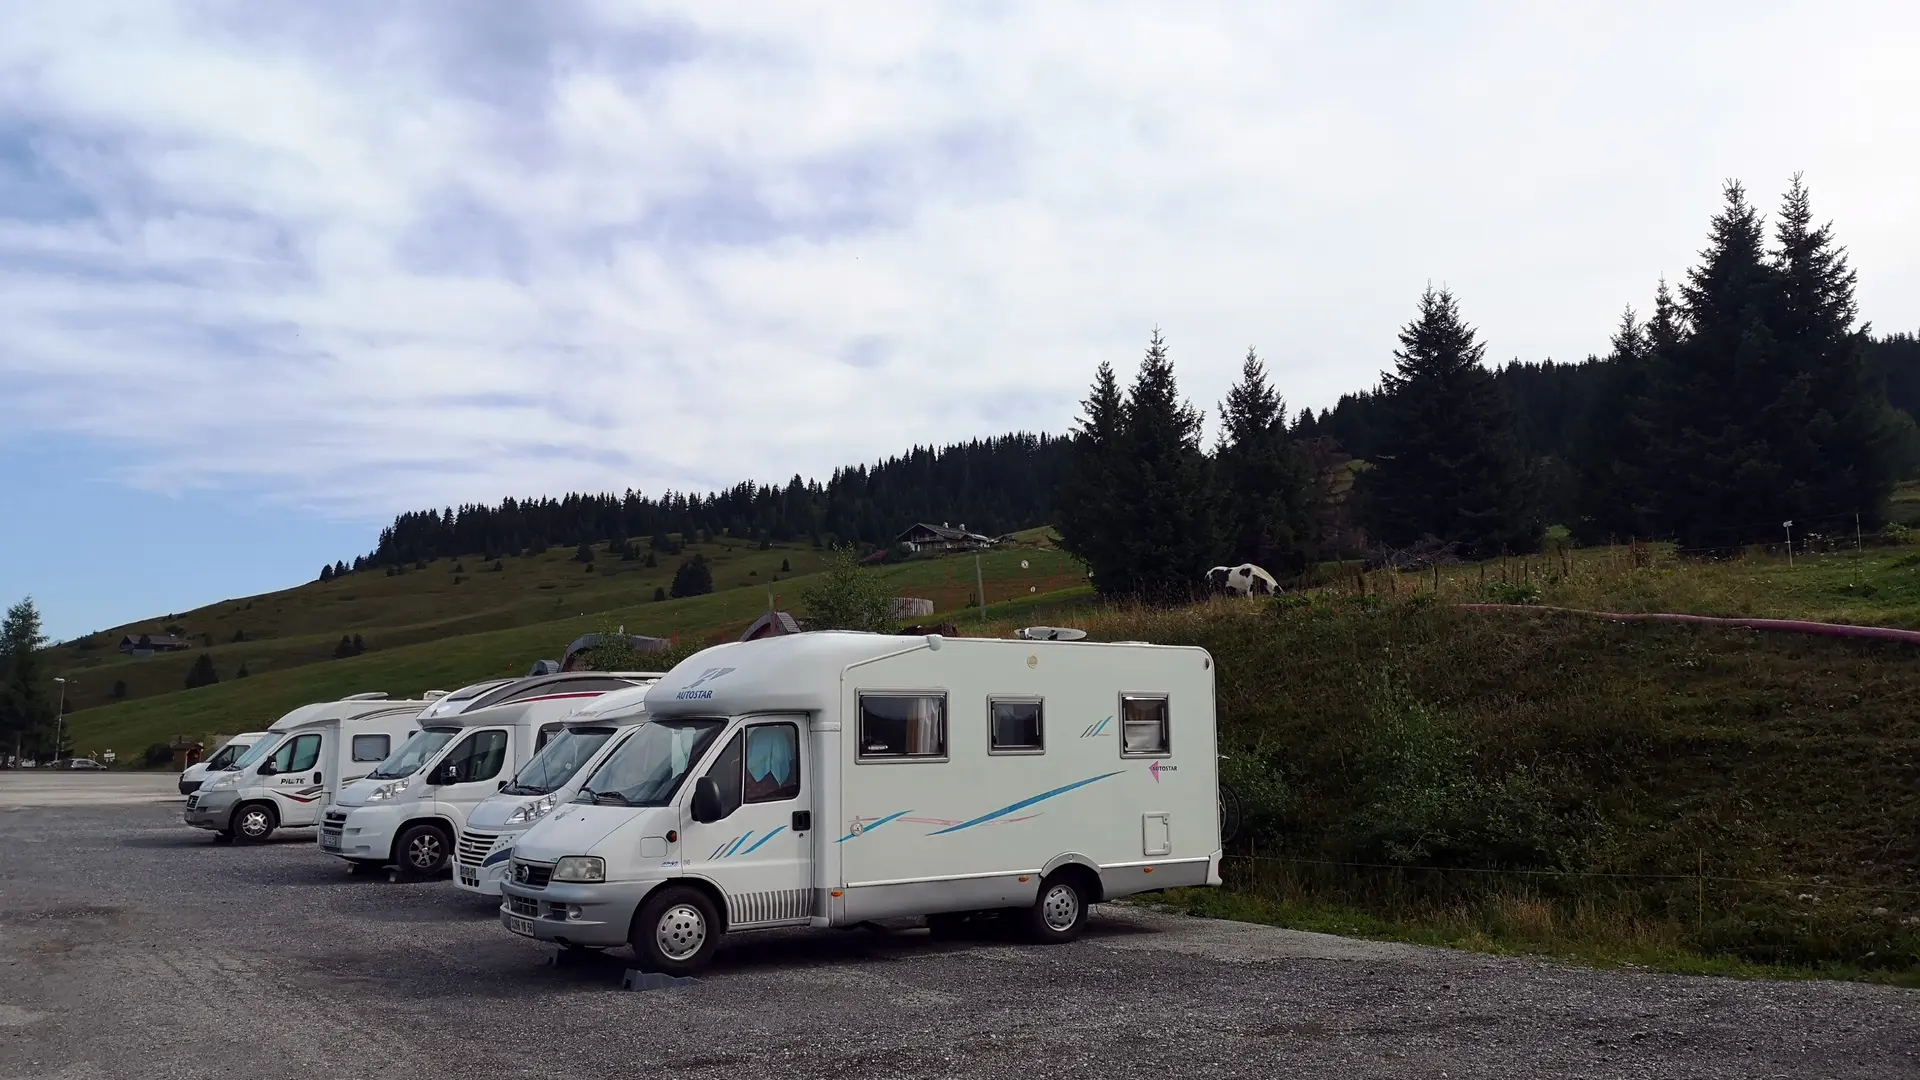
[499, 631, 1221, 975]
[453, 685, 654, 896]
[322, 677, 658, 876]
[184, 698, 430, 842]
[178, 730, 270, 795]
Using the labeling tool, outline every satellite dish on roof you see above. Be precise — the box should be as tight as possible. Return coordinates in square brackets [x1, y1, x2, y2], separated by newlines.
[1015, 626, 1087, 641]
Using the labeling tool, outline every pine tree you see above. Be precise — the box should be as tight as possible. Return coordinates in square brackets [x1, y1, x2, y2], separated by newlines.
[1766, 174, 1900, 526]
[1215, 348, 1315, 575]
[575, 541, 596, 564]
[351, 633, 366, 656]
[319, 564, 334, 583]
[333, 636, 355, 660]
[0, 598, 50, 754]
[653, 586, 667, 602]
[1114, 330, 1218, 597]
[184, 653, 219, 689]
[1569, 306, 1656, 542]
[670, 555, 714, 598]
[111, 679, 128, 699]
[1365, 287, 1537, 557]
[237, 663, 250, 679]
[1055, 361, 1128, 593]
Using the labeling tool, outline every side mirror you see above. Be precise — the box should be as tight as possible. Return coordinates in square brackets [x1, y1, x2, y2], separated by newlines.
[690, 777, 723, 823]
[257, 761, 278, 776]
[431, 763, 457, 785]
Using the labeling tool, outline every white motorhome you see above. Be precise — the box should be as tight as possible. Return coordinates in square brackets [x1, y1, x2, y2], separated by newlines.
[322, 678, 654, 876]
[499, 631, 1221, 975]
[178, 730, 270, 795]
[452, 685, 654, 896]
[184, 698, 429, 842]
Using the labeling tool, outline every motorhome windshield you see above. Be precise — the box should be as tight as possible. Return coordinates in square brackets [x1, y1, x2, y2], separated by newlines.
[231, 737, 279, 771]
[205, 741, 250, 770]
[502, 727, 620, 796]
[368, 728, 458, 780]
[577, 718, 725, 807]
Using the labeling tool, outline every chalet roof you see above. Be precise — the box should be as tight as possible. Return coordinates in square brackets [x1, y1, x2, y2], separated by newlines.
[895, 522, 994, 543]
[120, 633, 191, 648]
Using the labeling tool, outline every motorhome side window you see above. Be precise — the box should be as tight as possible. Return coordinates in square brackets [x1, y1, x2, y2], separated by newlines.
[350, 734, 390, 762]
[534, 723, 564, 753]
[858, 694, 947, 760]
[988, 698, 1044, 754]
[442, 730, 509, 783]
[1118, 695, 1171, 757]
[273, 733, 321, 773]
[745, 724, 800, 802]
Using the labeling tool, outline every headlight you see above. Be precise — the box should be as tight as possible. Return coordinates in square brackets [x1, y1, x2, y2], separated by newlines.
[365, 781, 406, 803]
[204, 773, 240, 791]
[504, 794, 557, 825]
[552, 856, 605, 883]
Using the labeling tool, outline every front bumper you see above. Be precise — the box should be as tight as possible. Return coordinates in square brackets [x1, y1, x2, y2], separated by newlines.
[331, 801, 407, 863]
[184, 788, 238, 832]
[498, 877, 659, 948]
[178, 778, 202, 795]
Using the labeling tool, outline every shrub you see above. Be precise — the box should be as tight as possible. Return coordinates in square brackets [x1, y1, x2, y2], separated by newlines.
[1481, 580, 1542, 605]
[1881, 522, 1913, 546]
[799, 545, 895, 631]
[143, 743, 174, 768]
[653, 587, 667, 602]
[670, 555, 714, 598]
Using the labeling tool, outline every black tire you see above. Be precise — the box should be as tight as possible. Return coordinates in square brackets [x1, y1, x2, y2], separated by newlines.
[629, 886, 722, 976]
[394, 823, 451, 876]
[1024, 869, 1092, 944]
[232, 803, 278, 844]
[1219, 781, 1245, 847]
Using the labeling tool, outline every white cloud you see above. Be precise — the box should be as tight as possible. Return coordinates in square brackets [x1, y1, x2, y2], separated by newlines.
[2, 0, 1918, 517]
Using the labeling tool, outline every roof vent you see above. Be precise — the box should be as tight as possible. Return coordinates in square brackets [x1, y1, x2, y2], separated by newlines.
[422, 690, 448, 700]
[341, 691, 388, 701]
[1015, 626, 1087, 641]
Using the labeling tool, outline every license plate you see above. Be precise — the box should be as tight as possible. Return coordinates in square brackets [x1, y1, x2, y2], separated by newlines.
[506, 915, 535, 937]
[459, 868, 478, 887]
[320, 834, 340, 851]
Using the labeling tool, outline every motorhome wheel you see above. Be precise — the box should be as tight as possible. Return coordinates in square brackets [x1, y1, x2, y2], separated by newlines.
[396, 823, 450, 875]
[1024, 870, 1090, 943]
[234, 804, 278, 843]
[630, 886, 720, 976]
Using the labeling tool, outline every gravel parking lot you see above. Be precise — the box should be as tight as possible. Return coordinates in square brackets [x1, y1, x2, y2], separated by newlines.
[2, 777, 1916, 1079]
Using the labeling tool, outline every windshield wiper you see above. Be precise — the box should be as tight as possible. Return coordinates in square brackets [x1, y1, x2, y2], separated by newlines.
[501, 783, 542, 796]
[588, 788, 631, 806]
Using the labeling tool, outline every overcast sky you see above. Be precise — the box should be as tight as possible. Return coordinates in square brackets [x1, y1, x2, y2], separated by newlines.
[4, 0, 1918, 640]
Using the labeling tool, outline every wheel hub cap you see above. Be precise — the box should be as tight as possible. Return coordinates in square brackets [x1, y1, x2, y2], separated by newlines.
[656, 904, 707, 960]
[1043, 884, 1079, 930]
[410, 836, 441, 867]
[241, 812, 268, 835]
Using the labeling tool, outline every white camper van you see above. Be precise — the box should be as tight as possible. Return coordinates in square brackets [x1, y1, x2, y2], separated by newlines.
[453, 685, 654, 896]
[499, 631, 1221, 974]
[322, 679, 653, 876]
[184, 698, 429, 842]
[178, 730, 270, 795]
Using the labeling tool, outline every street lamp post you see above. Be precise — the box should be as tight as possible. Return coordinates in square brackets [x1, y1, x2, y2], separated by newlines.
[53, 677, 66, 762]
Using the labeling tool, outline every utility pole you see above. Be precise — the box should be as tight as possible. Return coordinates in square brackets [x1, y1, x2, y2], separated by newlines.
[975, 553, 987, 624]
[1856, 512, 1863, 557]
[53, 677, 67, 762]
[1783, 521, 1794, 568]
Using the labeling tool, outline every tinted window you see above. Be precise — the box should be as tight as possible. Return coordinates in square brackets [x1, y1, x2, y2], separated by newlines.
[989, 699, 1044, 753]
[441, 730, 509, 783]
[858, 694, 947, 760]
[745, 724, 800, 803]
[350, 734, 390, 762]
[206, 742, 247, 769]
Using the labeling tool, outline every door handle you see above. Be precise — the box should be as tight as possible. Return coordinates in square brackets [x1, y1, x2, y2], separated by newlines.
[314, 772, 323, 784]
[792, 810, 812, 832]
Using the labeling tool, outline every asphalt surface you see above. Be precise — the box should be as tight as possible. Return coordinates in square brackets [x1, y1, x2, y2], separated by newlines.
[1, 777, 1917, 1079]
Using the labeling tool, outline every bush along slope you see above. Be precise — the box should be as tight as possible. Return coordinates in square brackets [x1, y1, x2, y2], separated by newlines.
[1053, 596, 1920, 980]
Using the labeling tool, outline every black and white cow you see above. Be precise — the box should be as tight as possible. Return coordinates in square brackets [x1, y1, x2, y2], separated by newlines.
[1206, 563, 1279, 597]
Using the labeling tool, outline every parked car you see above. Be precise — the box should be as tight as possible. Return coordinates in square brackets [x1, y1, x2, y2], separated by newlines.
[57, 758, 107, 771]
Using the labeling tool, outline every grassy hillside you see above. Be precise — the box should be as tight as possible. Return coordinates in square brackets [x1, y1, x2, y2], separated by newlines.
[964, 589, 1920, 980]
[61, 541, 1088, 755]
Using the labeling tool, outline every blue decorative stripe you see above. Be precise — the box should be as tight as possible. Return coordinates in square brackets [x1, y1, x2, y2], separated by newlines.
[710, 839, 733, 859]
[738, 826, 784, 855]
[835, 809, 912, 843]
[480, 848, 514, 867]
[723, 831, 753, 858]
[927, 772, 1123, 835]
